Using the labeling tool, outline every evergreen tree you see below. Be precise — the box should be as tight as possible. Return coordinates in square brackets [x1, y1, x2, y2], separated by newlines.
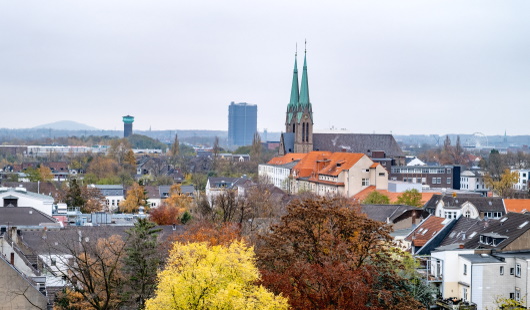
[65, 179, 86, 209]
[123, 218, 162, 309]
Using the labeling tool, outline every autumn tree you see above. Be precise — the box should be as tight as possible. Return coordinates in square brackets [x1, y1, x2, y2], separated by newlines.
[149, 184, 193, 225]
[395, 189, 423, 207]
[123, 219, 162, 309]
[485, 168, 519, 198]
[51, 230, 127, 310]
[81, 185, 106, 213]
[120, 182, 149, 213]
[38, 165, 54, 182]
[257, 195, 424, 310]
[362, 191, 391, 204]
[146, 241, 288, 310]
[173, 220, 242, 246]
[250, 132, 262, 163]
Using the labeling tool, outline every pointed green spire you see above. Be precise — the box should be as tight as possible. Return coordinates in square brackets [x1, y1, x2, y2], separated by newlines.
[288, 53, 299, 111]
[299, 48, 310, 108]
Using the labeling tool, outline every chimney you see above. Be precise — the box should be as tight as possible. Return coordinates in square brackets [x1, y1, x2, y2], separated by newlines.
[459, 244, 465, 249]
[9, 227, 18, 244]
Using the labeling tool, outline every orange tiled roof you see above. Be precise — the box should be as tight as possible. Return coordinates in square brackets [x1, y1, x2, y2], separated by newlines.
[370, 163, 379, 168]
[292, 151, 333, 178]
[353, 186, 439, 205]
[504, 199, 530, 213]
[405, 216, 446, 247]
[317, 153, 365, 176]
[267, 153, 306, 165]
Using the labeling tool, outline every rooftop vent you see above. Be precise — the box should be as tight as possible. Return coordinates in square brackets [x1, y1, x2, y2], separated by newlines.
[15, 187, 27, 193]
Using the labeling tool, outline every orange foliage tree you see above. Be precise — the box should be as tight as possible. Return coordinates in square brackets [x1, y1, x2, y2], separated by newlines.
[257, 195, 424, 310]
[52, 232, 127, 310]
[149, 184, 192, 225]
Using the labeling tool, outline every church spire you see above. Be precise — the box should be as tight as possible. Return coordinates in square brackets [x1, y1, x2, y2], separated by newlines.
[288, 49, 299, 111]
[299, 41, 310, 108]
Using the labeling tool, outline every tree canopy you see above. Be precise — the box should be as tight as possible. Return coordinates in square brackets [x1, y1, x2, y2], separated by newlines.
[257, 195, 424, 310]
[146, 241, 288, 310]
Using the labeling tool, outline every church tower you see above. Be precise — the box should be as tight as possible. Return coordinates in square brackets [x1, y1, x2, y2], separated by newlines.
[284, 47, 313, 154]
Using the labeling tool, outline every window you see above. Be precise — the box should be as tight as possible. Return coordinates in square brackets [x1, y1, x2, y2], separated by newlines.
[463, 287, 468, 301]
[500, 266, 504, 275]
[362, 178, 369, 186]
[510, 268, 515, 275]
[378, 172, 385, 176]
[51, 258, 56, 266]
[510, 292, 515, 299]
[465, 211, 471, 218]
[463, 264, 467, 275]
[516, 288, 521, 302]
[447, 177, 452, 185]
[516, 264, 521, 277]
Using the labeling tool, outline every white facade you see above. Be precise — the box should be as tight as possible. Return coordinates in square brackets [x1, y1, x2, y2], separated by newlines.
[0, 187, 54, 216]
[258, 163, 292, 191]
[460, 170, 488, 193]
[512, 169, 530, 191]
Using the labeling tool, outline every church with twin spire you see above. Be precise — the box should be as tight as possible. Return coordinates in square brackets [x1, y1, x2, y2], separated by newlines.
[279, 47, 405, 168]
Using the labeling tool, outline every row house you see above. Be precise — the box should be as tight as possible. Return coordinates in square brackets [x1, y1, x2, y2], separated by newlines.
[407, 212, 530, 309]
[389, 165, 461, 190]
[289, 151, 388, 198]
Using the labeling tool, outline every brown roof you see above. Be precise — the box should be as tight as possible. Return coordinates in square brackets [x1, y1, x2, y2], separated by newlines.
[405, 216, 447, 247]
[504, 199, 530, 213]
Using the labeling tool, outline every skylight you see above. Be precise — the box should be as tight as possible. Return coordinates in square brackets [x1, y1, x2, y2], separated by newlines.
[500, 217, 508, 223]
[518, 221, 529, 229]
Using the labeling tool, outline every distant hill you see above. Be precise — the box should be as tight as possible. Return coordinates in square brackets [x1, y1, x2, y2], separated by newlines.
[33, 120, 98, 131]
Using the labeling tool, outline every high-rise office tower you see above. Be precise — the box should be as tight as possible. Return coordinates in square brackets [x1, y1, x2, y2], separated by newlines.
[123, 115, 134, 138]
[228, 102, 257, 146]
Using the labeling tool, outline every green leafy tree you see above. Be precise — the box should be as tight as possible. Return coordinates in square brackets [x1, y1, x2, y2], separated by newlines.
[146, 240, 288, 310]
[123, 219, 162, 309]
[395, 189, 423, 207]
[362, 191, 390, 204]
[24, 167, 41, 182]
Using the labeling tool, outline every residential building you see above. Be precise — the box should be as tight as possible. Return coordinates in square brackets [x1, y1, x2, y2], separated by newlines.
[289, 151, 388, 197]
[258, 153, 306, 191]
[228, 102, 257, 147]
[205, 176, 252, 206]
[460, 169, 488, 195]
[389, 165, 461, 190]
[424, 194, 505, 220]
[91, 185, 125, 212]
[512, 169, 530, 191]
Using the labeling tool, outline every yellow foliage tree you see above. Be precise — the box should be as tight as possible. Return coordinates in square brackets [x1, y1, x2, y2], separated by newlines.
[38, 165, 54, 182]
[164, 184, 192, 211]
[485, 169, 519, 198]
[146, 241, 288, 310]
[120, 183, 149, 213]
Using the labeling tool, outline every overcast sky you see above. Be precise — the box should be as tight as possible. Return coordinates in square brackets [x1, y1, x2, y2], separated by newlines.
[1, 1, 529, 135]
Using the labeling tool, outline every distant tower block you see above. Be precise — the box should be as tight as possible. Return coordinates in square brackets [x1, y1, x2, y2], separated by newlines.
[123, 115, 134, 138]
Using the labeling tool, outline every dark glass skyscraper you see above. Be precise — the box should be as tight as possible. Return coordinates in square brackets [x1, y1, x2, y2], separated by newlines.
[228, 102, 257, 146]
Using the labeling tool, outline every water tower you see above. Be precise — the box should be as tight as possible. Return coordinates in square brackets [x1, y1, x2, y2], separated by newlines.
[123, 115, 134, 137]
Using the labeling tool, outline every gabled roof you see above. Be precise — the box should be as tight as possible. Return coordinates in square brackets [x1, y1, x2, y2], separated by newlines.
[504, 199, 530, 213]
[281, 132, 295, 154]
[315, 153, 365, 177]
[405, 216, 448, 247]
[361, 204, 426, 223]
[291, 151, 333, 178]
[267, 153, 306, 165]
[459, 213, 530, 251]
[424, 194, 504, 213]
[0, 207, 58, 227]
[438, 216, 485, 248]
[313, 133, 404, 157]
